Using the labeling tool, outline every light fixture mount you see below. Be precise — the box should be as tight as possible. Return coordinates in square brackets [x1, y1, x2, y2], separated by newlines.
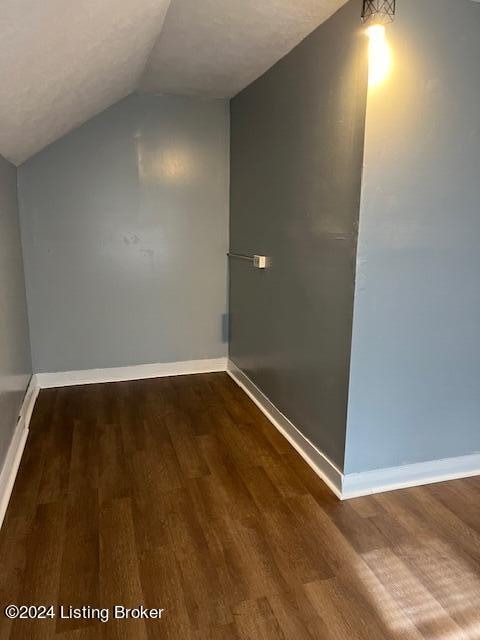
[362, 0, 396, 25]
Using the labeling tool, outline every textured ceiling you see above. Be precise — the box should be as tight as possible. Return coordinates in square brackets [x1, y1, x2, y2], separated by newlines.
[0, 0, 171, 165]
[1, 0, 347, 165]
[141, 0, 348, 97]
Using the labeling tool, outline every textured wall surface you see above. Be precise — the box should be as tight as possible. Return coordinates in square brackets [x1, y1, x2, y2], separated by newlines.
[19, 94, 229, 373]
[0, 155, 32, 469]
[230, 0, 367, 470]
[345, 0, 480, 473]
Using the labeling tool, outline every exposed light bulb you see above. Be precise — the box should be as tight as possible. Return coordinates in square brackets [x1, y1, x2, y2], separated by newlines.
[366, 24, 391, 88]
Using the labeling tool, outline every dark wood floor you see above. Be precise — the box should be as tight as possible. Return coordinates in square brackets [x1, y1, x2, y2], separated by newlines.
[1, 373, 480, 639]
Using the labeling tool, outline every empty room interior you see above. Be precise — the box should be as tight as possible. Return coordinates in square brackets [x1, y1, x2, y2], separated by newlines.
[2, 0, 480, 638]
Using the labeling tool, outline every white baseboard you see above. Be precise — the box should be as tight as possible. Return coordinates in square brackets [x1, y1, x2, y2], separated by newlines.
[226, 360, 344, 499]
[342, 453, 480, 499]
[7, 359, 479, 508]
[0, 375, 40, 529]
[36, 357, 228, 389]
[227, 359, 480, 500]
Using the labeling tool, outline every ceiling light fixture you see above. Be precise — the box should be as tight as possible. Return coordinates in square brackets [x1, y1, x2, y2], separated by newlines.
[361, 0, 396, 26]
[362, 1, 395, 88]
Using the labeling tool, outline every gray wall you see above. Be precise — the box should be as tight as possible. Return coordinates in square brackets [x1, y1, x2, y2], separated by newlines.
[345, 0, 480, 473]
[0, 155, 32, 468]
[19, 93, 230, 373]
[229, 0, 367, 469]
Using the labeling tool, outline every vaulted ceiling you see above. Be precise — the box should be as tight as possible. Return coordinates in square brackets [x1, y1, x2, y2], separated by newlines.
[0, 0, 347, 165]
[140, 0, 347, 97]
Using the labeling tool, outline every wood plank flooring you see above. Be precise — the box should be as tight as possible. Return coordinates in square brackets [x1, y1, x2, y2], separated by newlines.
[1, 372, 480, 639]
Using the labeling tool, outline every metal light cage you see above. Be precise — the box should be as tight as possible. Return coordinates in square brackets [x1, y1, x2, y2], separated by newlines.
[362, 0, 396, 24]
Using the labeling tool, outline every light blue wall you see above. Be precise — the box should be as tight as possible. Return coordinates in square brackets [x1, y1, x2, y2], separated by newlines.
[18, 94, 229, 373]
[345, 0, 480, 473]
[0, 155, 32, 468]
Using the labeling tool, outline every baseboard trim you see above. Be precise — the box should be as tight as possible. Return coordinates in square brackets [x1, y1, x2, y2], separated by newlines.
[36, 357, 229, 389]
[15, 358, 480, 503]
[0, 375, 40, 529]
[227, 359, 480, 500]
[226, 360, 344, 499]
[342, 453, 480, 499]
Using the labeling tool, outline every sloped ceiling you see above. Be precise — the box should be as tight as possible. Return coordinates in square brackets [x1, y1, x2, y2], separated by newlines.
[140, 0, 348, 97]
[0, 0, 347, 165]
[0, 0, 172, 165]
